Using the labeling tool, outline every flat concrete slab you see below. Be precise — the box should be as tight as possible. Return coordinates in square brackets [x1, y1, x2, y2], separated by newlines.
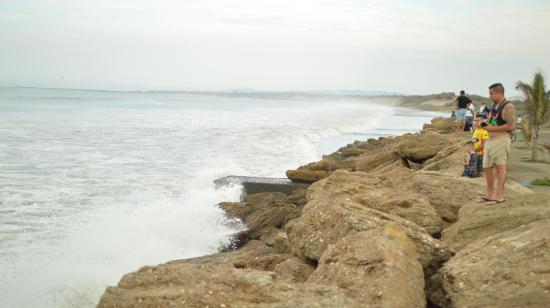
[214, 175, 309, 198]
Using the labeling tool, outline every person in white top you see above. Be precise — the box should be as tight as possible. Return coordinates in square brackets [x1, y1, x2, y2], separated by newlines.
[479, 102, 488, 117]
[464, 101, 475, 131]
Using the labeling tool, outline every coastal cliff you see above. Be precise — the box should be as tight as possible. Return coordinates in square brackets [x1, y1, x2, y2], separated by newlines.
[97, 117, 550, 308]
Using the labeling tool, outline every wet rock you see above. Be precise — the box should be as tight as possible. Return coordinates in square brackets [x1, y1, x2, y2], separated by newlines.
[219, 192, 302, 243]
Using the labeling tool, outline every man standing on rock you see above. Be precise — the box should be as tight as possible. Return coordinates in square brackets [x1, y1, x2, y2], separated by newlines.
[455, 90, 472, 131]
[480, 83, 516, 204]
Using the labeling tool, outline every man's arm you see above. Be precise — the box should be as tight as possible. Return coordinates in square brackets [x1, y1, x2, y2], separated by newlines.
[505, 104, 517, 130]
[485, 104, 516, 132]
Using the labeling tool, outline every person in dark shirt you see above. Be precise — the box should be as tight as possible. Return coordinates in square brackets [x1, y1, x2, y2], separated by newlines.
[455, 90, 472, 131]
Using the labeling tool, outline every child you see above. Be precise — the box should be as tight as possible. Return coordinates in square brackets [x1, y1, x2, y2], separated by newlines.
[472, 114, 489, 177]
[462, 141, 478, 178]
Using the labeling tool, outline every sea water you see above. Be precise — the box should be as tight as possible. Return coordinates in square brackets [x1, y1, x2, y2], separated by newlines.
[0, 87, 441, 307]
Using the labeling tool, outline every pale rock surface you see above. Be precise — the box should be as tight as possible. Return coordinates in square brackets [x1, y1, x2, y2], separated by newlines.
[97, 263, 358, 308]
[307, 169, 443, 235]
[287, 194, 453, 276]
[442, 193, 550, 251]
[308, 226, 426, 308]
[429, 219, 550, 308]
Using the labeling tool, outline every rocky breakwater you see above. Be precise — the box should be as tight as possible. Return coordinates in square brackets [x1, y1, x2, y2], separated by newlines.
[97, 117, 548, 308]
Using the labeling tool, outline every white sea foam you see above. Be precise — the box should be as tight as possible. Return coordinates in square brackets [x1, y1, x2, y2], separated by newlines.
[0, 88, 441, 307]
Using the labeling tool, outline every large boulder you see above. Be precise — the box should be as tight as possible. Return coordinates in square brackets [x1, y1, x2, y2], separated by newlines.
[396, 132, 452, 163]
[308, 226, 426, 307]
[422, 142, 466, 175]
[97, 263, 358, 308]
[422, 117, 458, 134]
[287, 195, 453, 277]
[410, 172, 486, 224]
[442, 193, 550, 251]
[353, 149, 403, 172]
[428, 219, 550, 307]
[285, 169, 329, 183]
[306, 170, 443, 235]
[171, 240, 314, 284]
[408, 172, 532, 224]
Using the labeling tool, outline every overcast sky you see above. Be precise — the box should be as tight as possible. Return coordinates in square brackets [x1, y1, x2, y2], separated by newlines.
[1, 0, 549, 95]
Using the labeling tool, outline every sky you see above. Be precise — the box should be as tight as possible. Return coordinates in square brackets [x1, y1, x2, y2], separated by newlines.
[1, 0, 550, 95]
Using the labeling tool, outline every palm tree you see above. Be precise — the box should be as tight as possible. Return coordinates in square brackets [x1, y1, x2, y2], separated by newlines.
[516, 71, 550, 160]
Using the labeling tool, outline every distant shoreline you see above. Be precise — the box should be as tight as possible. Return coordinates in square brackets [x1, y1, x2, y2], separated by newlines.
[2, 86, 494, 112]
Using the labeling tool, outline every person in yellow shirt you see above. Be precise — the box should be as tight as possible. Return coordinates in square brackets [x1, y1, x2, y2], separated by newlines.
[472, 114, 489, 177]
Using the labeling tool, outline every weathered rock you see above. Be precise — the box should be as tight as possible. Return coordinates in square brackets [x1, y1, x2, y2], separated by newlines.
[410, 171, 533, 224]
[286, 169, 329, 183]
[353, 149, 403, 172]
[307, 170, 443, 235]
[259, 227, 281, 246]
[308, 226, 426, 307]
[173, 240, 269, 266]
[287, 130, 458, 178]
[422, 117, 458, 134]
[300, 155, 354, 172]
[272, 231, 291, 254]
[442, 193, 550, 251]
[428, 219, 550, 308]
[288, 195, 453, 277]
[422, 141, 466, 175]
[288, 186, 308, 207]
[219, 192, 302, 242]
[170, 240, 314, 284]
[98, 263, 358, 308]
[396, 132, 452, 163]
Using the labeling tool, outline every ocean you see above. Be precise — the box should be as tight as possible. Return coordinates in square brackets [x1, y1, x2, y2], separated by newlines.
[0, 87, 441, 307]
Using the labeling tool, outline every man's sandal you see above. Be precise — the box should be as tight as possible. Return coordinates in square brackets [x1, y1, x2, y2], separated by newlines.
[485, 199, 506, 205]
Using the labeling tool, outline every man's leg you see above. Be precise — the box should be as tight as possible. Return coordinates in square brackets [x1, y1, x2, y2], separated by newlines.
[484, 166, 495, 199]
[494, 164, 507, 201]
[478, 155, 484, 177]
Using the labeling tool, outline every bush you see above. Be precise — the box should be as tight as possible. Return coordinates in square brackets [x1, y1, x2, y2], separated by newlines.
[531, 177, 550, 186]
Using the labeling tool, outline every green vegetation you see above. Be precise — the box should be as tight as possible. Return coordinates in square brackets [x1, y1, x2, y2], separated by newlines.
[531, 177, 550, 186]
[516, 71, 550, 161]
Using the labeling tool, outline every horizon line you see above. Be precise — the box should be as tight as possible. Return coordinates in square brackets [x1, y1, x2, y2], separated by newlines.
[1, 85, 477, 97]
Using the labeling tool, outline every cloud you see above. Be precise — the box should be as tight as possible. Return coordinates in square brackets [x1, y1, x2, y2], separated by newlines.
[0, 0, 549, 94]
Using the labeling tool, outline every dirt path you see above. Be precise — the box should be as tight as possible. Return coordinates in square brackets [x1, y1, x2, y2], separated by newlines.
[507, 127, 550, 192]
